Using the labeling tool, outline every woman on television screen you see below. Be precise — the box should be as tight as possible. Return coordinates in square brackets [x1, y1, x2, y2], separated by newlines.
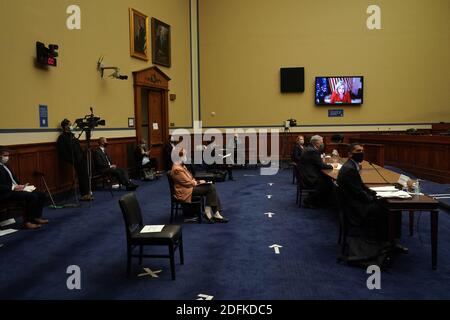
[330, 81, 351, 104]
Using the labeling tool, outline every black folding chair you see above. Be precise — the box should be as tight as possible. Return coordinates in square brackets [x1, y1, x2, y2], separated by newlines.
[118, 193, 184, 280]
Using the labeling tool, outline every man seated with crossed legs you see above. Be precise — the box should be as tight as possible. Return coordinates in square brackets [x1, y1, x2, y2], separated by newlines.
[0, 146, 49, 230]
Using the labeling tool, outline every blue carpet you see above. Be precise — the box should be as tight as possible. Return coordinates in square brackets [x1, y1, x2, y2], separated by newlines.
[1, 167, 450, 299]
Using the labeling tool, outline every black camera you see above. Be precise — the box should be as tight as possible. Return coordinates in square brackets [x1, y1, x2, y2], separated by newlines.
[75, 108, 105, 130]
[288, 119, 297, 127]
[284, 118, 297, 129]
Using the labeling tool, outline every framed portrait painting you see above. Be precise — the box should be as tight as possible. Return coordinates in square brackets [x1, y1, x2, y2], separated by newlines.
[151, 18, 171, 67]
[129, 8, 149, 60]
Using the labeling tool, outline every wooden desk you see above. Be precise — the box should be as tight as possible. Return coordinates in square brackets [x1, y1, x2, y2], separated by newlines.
[323, 160, 399, 184]
[380, 195, 440, 270]
[323, 159, 440, 269]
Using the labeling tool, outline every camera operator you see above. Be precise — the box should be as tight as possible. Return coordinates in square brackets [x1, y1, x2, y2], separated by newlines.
[93, 137, 138, 191]
[56, 119, 93, 201]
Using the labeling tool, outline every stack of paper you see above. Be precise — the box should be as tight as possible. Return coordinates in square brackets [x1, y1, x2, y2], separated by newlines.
[24, 185, 36, 192]
[370, 186, 398, 192]
[0, 229, 18, 237]
[0, 218, 15, 227]
[397, 174, 411, 188]
[370, 186, 412, 199]
[140, 225, 165, 233]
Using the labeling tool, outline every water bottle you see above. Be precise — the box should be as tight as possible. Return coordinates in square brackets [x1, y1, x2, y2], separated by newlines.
[414, 180, 420, 195]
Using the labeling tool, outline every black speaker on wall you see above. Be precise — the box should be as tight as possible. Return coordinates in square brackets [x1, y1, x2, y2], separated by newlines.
[280, 67, 304, 93]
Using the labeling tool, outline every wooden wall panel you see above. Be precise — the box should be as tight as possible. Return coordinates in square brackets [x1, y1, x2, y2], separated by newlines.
[4, 137, 136, 195]
[354, 134, 450, 183]
[18, 152, 39, 187]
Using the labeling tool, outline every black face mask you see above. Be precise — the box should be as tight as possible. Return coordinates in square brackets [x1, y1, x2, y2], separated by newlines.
[319, 144, 325, 152]
[103, 143, 109, 148]
[352, 152, 364, 163]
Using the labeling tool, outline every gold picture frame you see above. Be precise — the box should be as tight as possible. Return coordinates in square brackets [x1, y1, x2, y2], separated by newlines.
[151, 18, 171, 67]
[129, 8, 149, 61]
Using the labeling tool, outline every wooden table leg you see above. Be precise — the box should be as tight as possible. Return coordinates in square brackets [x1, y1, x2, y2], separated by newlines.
[409, 211, 414, 236]
[431, 210, 438, 270]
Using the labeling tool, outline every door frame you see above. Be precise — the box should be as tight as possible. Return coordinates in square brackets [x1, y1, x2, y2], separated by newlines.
[132, 66, 171, 146]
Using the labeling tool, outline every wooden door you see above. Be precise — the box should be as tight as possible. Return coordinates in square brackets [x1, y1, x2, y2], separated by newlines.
[133, 66, 170, 172]
[147, 90, 165, 170]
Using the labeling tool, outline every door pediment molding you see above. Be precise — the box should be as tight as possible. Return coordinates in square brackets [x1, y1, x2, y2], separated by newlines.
[132, 66, 171, 89]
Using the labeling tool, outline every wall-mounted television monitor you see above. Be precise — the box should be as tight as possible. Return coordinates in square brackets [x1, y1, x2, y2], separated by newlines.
[315, 76, 363, 105]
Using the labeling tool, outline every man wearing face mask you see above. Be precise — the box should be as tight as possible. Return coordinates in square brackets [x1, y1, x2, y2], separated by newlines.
[0, 147, 49, 229]
[57, 119, 92, 201]
[299, 135, 338, 208]
[93, 137, 138, 191]
[337, 143, 392, 242]
[337, 143, 387, 229]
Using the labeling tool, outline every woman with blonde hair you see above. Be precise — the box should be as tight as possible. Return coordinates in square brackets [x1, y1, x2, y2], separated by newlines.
[330, 81, 351, 104]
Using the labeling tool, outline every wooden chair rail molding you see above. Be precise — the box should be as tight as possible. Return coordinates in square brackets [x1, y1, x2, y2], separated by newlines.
[4, 137, 136, 195]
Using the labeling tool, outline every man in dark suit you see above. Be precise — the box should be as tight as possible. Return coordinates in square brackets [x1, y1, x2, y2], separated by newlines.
[0, 146, 48, 229]
[93, 137, 138, 191]
[56, 119, 92, 201]
[299, 135, 338, 208]
[336, 144, 407, 254]
[336, 143, 387, 239]
[292, 135, 305, 164]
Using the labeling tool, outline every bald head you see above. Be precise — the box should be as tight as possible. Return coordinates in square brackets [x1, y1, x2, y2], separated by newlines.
[99, 137, 108, 147]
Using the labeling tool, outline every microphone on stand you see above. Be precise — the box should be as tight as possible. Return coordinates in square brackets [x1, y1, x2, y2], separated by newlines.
[368, 161, 391, 185]
[33, 170, 61, 208]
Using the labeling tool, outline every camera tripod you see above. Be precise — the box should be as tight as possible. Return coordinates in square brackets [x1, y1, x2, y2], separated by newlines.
[77, 127, 95, 201]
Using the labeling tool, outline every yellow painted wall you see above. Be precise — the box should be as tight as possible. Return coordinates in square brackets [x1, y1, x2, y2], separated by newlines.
[199, 0, 450, 127]
[0, 0, 191, 133]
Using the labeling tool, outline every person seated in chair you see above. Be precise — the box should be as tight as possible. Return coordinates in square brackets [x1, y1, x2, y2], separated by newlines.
[0, 146, 49, 229]
[135, 139, 158, 180]
[292, 135, 305, 164]
[206, 136, 234, 181]
[337, 143, 407, 254]
[299, 135, 338, 208]
[171, 149, 229, 223]
[93, 137, 138, 191]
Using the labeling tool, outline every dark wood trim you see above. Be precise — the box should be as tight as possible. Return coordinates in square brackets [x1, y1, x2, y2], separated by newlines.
[352, 134, 450, 183]
[5, 137, 136, 196]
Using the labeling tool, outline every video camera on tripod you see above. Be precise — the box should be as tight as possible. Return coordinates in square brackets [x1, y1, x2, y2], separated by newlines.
[75, 108, 106, 131]
[75, 108, 106, 143]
